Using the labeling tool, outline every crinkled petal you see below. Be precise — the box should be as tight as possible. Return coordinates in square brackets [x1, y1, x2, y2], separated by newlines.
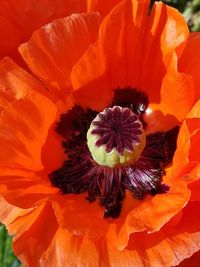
[72, 0, 190, 115]
[0, 58, 75, 210]
[0, 197, 32, 228]
[173, 100, 200, 183]
[87, 0, 121, 17]
[50, 171, 191, 250]
[160, 70, 194, 121]
[8, 200, 100, 267]
[51, 193, 109, 239]
[0, 58, 57, 171]
[12, 202, 59, 267]
[0, 57, 51, 112]
[144, 103, 180, 134]
[179, 32, 200, 102]
[39, 229, 100, 267]
[41, 229, 83, 267]
[19, 12, 101, 92]
[106, 174, 190, 250]
[0, 0, 87, 64]
[107, 201, 200, 267]
[188, 179, 200, 202]
[0, 172, 58, 208]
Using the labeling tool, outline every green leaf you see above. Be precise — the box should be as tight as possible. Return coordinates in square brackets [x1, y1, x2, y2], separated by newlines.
[0, 225, 22, 267]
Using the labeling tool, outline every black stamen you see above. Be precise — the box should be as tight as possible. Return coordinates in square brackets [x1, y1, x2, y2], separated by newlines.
[56, 105, 97, 140]
[112, 87, 149, 115]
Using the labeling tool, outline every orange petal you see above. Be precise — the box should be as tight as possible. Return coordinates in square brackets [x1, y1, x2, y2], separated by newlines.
[51, 193, 109, 239]
[144, 103, 180, 134]
[187, 99, 200, 119]
[10, 200, 100, 267]
[87, 0, 121, 17]
[40, 125, 66, 174]
[0, 58, 57, 171]
[12, 202, 59, 267]
[106, 174, 190, 250]
[72, 42, 111, 111]
[7, 203, 46, 237]
[0, 167, 58, 209]
[41, 229, 83, 267]
[0, 173, 58, 208]
[160, 70, 194, 121]
[189, 180, 200, 202]
[19, 12, 101, 93]
[179, 32, 200, 102]
[0, 0, 87, 64]
[0, 197, 32, 228]
[0, 91, 56, 170]
[76, 236, 99, 266]
[107, 201, 200, 267]
[41, 229, 99, 267]
[173, 100, 200, 183]
[0, 56, 65, 110]
[7, 200, 200, 267]
[173, 121, 191, 178]
[72, 0, 189, 111]
[0, 57, 49, 112]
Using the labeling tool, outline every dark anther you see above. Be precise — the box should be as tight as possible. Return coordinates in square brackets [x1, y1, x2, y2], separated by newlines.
[103, 201, 122, 218]
[150, 183, 170, 196]
[56, 105, 97, 139]
[112, 87, 149, 115]
[143, 126, 179, 168]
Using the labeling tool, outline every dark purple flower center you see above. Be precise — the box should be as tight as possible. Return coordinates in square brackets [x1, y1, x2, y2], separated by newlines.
[49, 88, 179, 218]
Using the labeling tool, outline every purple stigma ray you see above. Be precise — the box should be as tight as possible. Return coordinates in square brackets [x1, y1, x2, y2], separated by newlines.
[91, 106, 143, 154]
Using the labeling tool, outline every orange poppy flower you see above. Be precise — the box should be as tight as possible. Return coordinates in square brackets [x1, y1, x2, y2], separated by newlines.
[0, 0, 200, 266]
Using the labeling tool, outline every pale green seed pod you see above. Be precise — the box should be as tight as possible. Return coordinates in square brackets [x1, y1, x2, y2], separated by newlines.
[87, 107, 146, 168]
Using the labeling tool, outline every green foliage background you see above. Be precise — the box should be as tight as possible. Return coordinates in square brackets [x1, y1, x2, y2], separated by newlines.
[162, 0, 200, 31]
[0, 0, 199, 266]
[0, 225, 22, 267]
